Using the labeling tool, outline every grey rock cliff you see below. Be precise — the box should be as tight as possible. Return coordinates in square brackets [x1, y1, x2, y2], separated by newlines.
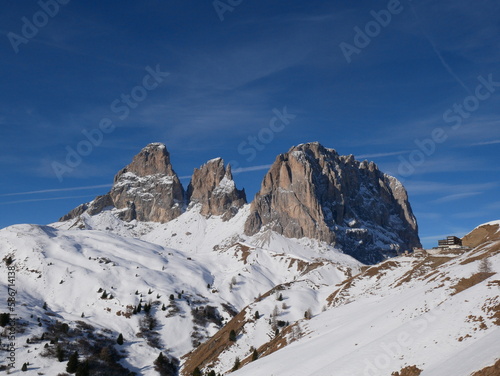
[244, 142, 421, 263]
[187, 158, 246, 220]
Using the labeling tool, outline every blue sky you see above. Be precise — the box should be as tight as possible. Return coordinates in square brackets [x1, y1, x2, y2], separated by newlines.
[0, 0, 499, 248]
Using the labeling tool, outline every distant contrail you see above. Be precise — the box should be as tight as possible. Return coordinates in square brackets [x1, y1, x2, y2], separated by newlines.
[408, 1, 471, 94]
[0, 184, 112, 197]
[0, 195, 95, 206]
[1, 164, 273, 202]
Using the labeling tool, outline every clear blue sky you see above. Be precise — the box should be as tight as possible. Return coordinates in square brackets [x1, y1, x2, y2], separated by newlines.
[1, 0, 499, 248]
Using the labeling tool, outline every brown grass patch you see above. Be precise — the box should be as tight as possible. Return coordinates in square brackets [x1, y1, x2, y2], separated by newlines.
[363, 260, 400, 278]
[394, 257, 453, 287]
[234, 243, 252, 264]
[451, 272, 495, 295]
[463, 224, 500, 248]
[391, 365, 422, 376]
[482, 297, 500, 326]
[471, 358, 500, 376]
[181, 308, 248, 375]
[460, 245, 500, 266]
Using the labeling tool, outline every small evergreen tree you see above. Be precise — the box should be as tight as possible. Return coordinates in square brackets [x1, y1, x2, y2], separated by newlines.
[5, 256, 13, 266]
[66, 351, 79, 373]
[229, 329, 237, 342]
[192, 367, 202, 376]
[21, 363, 28, 371]
[277, 293, 283, 301]
[117, 333, 124, 345]
[254, 311, 260, 320]
[75, 360, 90, 376]
[232, 357, 240, 371]
[161, 304, 167, 311]
[169, 294, 175, 300]
[208, 370, 216, 376]
[252, 349, 259, 361]
[101, 291, 108, 299]
[43, 302, 47, 310]
[56, 345, 64, 362]
[0, 313, 10, 327]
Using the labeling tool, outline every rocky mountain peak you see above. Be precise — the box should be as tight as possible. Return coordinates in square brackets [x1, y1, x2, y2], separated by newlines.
[110, 143, 184, 223]
[114, 142, 175, 180]
[245, 142, 420, 263]
[187, 158, 246, 221]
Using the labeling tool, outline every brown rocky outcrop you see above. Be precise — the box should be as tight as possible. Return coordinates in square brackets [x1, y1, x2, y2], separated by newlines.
[244, 142, 420, 263]
[60, 143, 185, 223]
[109, 143, 184, 222]
[187, 158, 246, 220]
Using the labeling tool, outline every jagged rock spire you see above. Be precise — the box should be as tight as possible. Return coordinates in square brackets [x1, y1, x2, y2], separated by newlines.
[187, 158, 246, 221]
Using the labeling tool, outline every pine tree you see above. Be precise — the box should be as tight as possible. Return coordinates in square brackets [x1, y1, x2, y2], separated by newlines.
[42, 302, 47, 310]
[277, 293, 283, 301]
[0, 313, 10, 327]
[75, 360, 90, 376]
[207, 370, 216, 376]
[170, 294, 175, 300]
[254, 311, 260, 320]
[232, 357, 240, 371]
[21, 363, 28, 371]
[117, 333, 124, 345]
[66, 351, 79, 373]
[252, 349, 259, 361]
[56, 345, 64, 362]
[101, 291, 108, 299]
[192, 367, 202, 376]
[229, 329, 237, 342]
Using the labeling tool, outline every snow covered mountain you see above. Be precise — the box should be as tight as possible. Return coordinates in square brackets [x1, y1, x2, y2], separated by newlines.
[60, 142, 420, 264]
[0, 143, 497, 376]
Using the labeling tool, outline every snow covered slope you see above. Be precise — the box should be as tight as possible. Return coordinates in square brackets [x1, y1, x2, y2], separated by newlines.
[224, 224, 500, 376]
[0, 206, 359, 374]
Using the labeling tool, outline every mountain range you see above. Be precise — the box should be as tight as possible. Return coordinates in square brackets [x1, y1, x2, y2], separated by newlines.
[0, 142, 498, 376]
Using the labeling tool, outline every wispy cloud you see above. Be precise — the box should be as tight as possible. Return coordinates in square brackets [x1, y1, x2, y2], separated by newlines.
[0, 184, 112, 197]
[0, 195, 95, 206]
[178, 164, 272, 180]
[471, 139, 500, 146]
[433, 191, 482, 203]
[403, 181, 497, 195]
[233, 164, 273, 173]
[357, 151, 408, 159]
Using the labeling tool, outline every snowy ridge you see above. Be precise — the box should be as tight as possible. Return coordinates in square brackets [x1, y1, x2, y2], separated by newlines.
[0, 206, 360, 374]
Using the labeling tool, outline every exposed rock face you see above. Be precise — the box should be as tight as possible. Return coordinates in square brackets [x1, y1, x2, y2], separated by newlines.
[244, 142, 420, 263]
[59, 194, 113, 222]
[187, 158, 246, 220]
[109, 143, 184, 222]
[60, 143, 185, 223]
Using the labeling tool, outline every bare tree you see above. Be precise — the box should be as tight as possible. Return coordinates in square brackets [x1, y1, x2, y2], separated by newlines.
[478, 258, 493, 274]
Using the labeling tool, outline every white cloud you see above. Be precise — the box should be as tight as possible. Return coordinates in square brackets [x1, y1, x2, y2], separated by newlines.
[432, 191, 482, 203]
